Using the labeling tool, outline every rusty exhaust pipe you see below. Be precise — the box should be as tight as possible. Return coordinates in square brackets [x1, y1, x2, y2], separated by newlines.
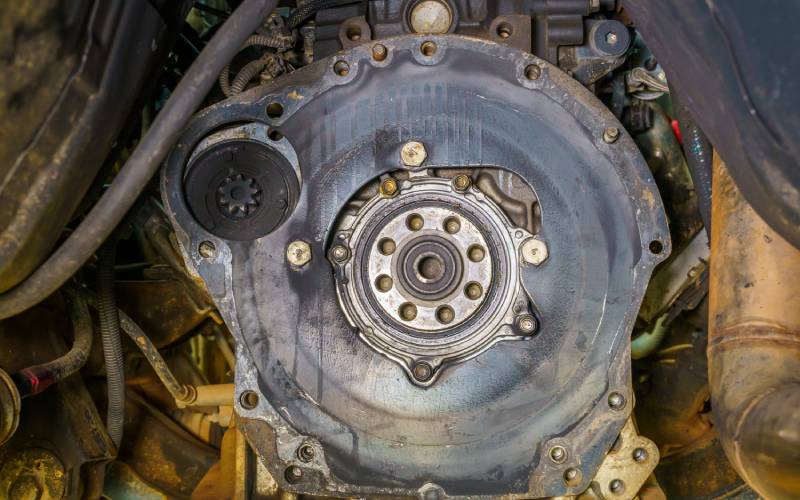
[708, 155, 800, 499]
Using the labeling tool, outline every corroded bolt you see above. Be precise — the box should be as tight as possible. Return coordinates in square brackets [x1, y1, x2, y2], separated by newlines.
[603, 126, 620, 143]
[372, 43, 388, 61]
[549, 445, 567, 464]
[380, 178, 398, 197]
[452, 174, 471, 191]
[401, 141, 427, 167]
[285, 465, 303, 483]
[632, 447, 648, 463]
[609, 479, 625, 494]
[198, 241, 216, 259]
[331, 244, 350, 262]
[563, 467, 580, 485]
[608, 391, 626, 410]
[297, 443, 315, 462]
[412, 362, 433, 382]
[516, 314, 538, 334]
[287, 240, 312, 267]
[521, 237, 548, 266]
[525, 64, 541, 81]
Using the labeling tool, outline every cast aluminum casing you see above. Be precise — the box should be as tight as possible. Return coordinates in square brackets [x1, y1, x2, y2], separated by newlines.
[162, 35, 670, 498]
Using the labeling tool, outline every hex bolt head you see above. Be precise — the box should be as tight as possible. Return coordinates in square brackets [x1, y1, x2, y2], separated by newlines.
[401, 141, 427, 167]
[521, 237, 549, 265]
[198, 240, 216, 259]
[287, 240, 312, 267]
[412, 362, 433, 382]
[285, 465, 303, 483]
[331, 244, 350, 263]
[603, 126, 620, 143]
[563, 467, 580, 485]
[380, 178, 398, 197]
[297, 443, 315, 462]
[516, 314, 538, 334]
[609, 479, 625, 494]
[608, 391, 626, 410]
[632, 447, 648, 463]
[606, 31, 619, 45]
[452, 174, 471, 191]
[549, 445, 567, 464]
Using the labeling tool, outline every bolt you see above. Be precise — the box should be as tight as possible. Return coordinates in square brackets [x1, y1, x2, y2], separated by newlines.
[372, 44, 388, 61]
[412, 362, 433, 382]
[401, 141, 427, 167]
[609, 479, 625, 494]
[603, 126, 620, 143]
[376, 275, 393, 292]
[452, 174, 471, 191]
[525, 64, 541, 80]
[608, 391, 626, 410]
[521, 237, 549, 266]
[436, 305, 455, 324]
[464, 282, 483, 300]
[606, 31, 619, 45]
[297, 444, 315, 462]
[285, 465, 303, 483]
[331, 244, 350, 262]
[563, 467, 580, 485]
[380, 178, 398, 197]
[198, 241, 216, 259]
[379, 238, 397, 255]
[286, 241, 312, 267]
[468, 244, 485, 262]
[549, 445, 567, 464]
[406, 213, 425, 231]
[516, 314, 538, 334]
[632, 447, 648, 463]
[399, 302, 418, 321]
[444, 216, 461, 234]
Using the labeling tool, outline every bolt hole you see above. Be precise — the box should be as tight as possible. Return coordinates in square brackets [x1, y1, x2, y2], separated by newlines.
[334, 60, 350, 76]
[346, 25, 362, 41]
[239, 390, 259, 409]
[649, 240, 664, 254]
[420, 41, 437, 57]
[268, 129, 283, 141]
[497, 22, 513, 39]
[266, 102, 284, 118]
[524, 64, 541, 81]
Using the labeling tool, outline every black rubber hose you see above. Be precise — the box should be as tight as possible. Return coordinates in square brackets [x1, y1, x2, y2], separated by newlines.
[97, 241, 125, 448]
[671, 85, 713, 233]
[0, 0, 278, 320]
[11, 289, 93, 398]
[287, 0, 361, 28]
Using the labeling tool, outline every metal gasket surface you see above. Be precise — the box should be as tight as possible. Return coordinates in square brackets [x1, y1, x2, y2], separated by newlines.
[162, 35, 670, 498]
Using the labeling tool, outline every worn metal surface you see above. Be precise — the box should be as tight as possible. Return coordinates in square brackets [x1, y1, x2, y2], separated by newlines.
[163, 35, 669, 497]
[707, 155, 800, 499]
[589, 418, 659, 500]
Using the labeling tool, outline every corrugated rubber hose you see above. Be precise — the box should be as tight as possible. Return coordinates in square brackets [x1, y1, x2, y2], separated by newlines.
[0, 0, 279, 320]
[97, 240, 125, 448]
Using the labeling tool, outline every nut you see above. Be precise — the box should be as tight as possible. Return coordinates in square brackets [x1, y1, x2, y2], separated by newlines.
[603, 126, 620, 143]
[521, 237, 548, 265]
[452, 174, 471, 191]
[287, 240, 312, 267]
[400, 141, 427, 167]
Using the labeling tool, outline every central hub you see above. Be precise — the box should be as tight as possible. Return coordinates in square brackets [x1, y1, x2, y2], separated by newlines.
[330, 172, 537, 384]
[398, 235, 463, 301]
